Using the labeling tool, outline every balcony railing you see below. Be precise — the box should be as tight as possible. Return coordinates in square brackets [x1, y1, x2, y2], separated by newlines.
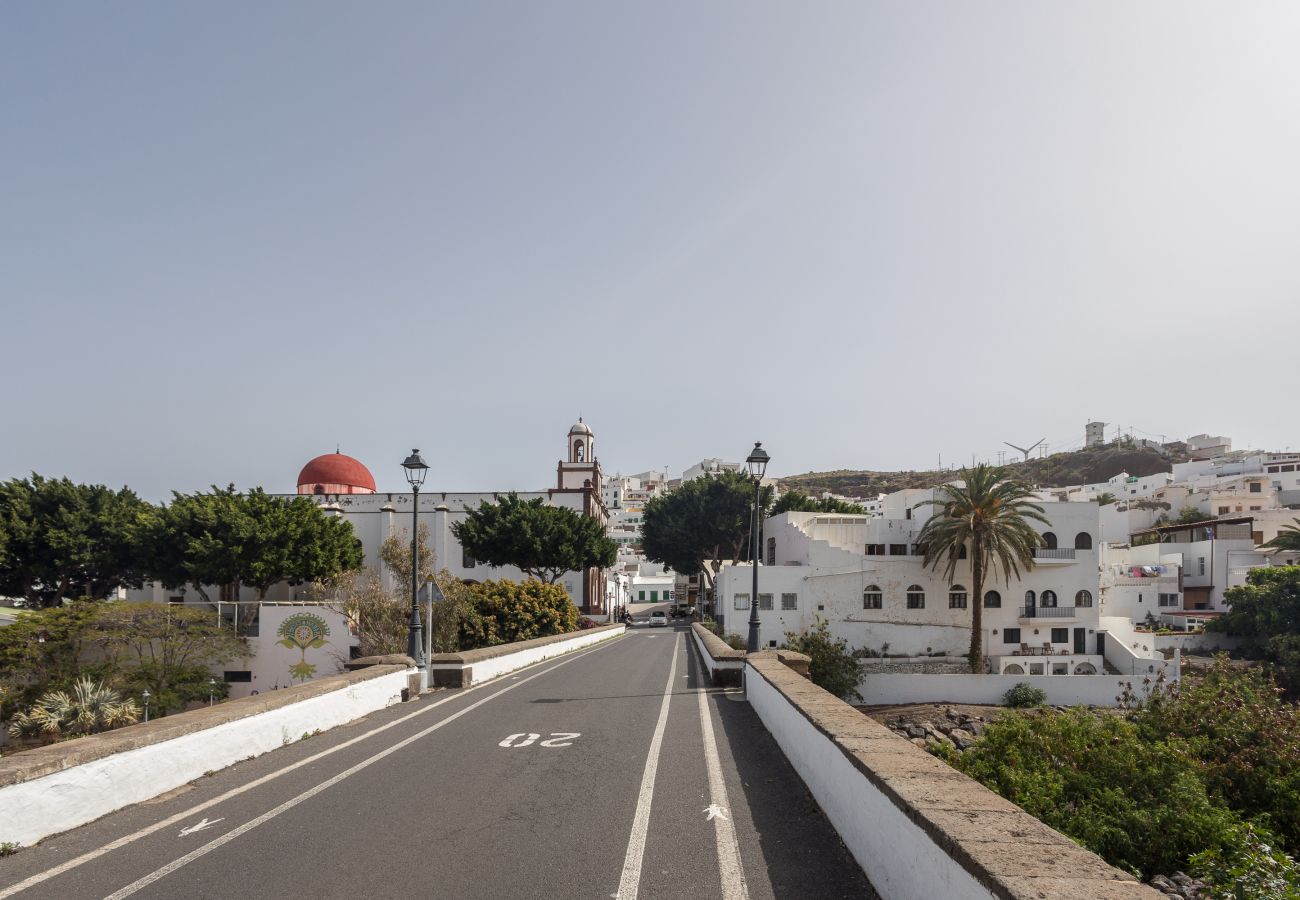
[1018, 606, 1078, 618]
[1033, 548, 1076, 560]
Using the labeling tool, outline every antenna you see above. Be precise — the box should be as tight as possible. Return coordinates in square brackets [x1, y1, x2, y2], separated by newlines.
[1003, 438, 1045, 461]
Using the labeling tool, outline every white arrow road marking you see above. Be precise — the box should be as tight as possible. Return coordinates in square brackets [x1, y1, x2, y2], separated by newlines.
[178, 818, 223, 837]
[703, 805, 728, 822]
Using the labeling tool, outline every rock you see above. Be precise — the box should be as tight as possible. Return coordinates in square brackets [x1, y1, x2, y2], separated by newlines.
[937, 722, 954, 735]
[945, 707, 960, 721]
[905, 724, 926, 739]
[909, 737, 928, 749]
[949, 728, 976, 750]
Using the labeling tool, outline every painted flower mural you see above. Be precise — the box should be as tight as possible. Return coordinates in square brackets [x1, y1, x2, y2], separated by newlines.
[277, 613, 331, 682]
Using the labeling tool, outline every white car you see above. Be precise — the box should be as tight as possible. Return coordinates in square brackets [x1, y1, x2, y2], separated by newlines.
[648, 611, 667, 628]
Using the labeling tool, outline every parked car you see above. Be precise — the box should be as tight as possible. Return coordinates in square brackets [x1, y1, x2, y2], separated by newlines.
[649, 611, 667, 628]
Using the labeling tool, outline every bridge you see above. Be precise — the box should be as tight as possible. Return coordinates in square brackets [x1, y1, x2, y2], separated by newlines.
[0, 624, 1156, 899]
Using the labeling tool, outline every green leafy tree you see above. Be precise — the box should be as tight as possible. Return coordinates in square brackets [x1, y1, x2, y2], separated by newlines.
[915, 464, 1049, 672]
[451, 493, 616, 583]
[144, 486, 364, 602]
[771, 490, 865, 516]
[0, 603, 103, 716]
[641, 471, 774, 591]
[0, 475, 152, 607]
[1190, 821, 1300, 900]
[1177, 505, 1206, 525]
[1263, 519, 1300, 553]
[94, 602, 248, 714]
[461, 579, 580, 647]
[782, 618, 862, 701]
[1210, 567, 1300, 696]
[1095, 492, 1118, 506]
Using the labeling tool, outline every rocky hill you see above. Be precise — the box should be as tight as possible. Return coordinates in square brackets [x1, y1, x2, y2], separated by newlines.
[780, 444, 1185, 499]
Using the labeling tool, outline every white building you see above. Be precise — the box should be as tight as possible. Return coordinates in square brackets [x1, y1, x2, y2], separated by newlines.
[716, 490, 1106, 676]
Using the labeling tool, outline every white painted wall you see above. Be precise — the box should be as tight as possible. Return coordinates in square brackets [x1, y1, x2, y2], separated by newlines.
[856, 672, 1148, 707]
[1, 667, 410, 847]
[744, 664, 999, 900]
[432, 625, 625, 685]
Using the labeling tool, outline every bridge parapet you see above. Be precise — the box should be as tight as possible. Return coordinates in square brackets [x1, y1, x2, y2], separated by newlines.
[743, 654, 1161, 900]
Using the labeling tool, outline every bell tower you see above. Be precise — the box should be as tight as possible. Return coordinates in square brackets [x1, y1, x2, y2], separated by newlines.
[558, 418, 600, 490]
[554, 418, 608, 616]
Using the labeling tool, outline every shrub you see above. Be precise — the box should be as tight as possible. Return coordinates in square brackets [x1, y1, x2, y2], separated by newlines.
[1003, 682, 1047, 708]
[462, 579, 580, 647]
[8, 678, 139, 741]
[722, 633, 746, 652]
[782, 618, 862, 701]
[1190, 821, 1300, 899]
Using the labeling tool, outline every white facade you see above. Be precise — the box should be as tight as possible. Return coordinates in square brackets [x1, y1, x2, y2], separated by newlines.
[716, 492, 1104, 675]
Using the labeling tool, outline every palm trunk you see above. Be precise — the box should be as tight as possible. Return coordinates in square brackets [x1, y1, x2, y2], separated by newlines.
[968, 540, 984, 673]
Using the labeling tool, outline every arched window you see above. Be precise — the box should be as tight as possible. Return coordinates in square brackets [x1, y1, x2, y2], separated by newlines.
[906, 585, 925, 609]
[863, 585, 882, 610]
[1041, 590, 1058, 608]
[313, 484, 325, 495]
[1073, 662, 1097, 675]
[1074, 532, 1093, 550]
[983, 590, 1002, 608]
[1025, 590, 1036, 606]
[948, 585, 968, 609]
[957, 545, 968, 560]
[1075, 590, 1093, 608]
[574, 441, 585, 462]
[1003, 663, 1025, 675]
[1042, 532, 1058, 550]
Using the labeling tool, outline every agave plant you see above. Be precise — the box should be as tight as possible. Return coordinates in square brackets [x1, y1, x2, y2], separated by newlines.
[7, 678, 139, 740]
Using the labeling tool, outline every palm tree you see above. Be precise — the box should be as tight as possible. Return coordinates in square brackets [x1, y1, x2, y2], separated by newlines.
[8, 678, 139, 740]
[916, 464, 1051, 673]
[1263, 519, 1300, 553]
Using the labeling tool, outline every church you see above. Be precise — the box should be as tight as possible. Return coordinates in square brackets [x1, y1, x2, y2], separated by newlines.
[294, 418, 610, 614]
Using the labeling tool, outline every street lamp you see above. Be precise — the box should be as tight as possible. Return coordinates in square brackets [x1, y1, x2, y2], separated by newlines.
[141, 690, 151, 723]
[207, 678, 217, 707]
[745, 442, 769, 653]
[402, 449, 429, 681]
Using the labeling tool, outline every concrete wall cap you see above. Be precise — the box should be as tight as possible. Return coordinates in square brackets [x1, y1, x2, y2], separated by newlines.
[690, 622, 745, 660]
[428, 624, 623, 665]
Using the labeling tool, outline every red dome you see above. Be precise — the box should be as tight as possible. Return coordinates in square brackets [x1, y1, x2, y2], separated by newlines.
[297, 452, 377, 494]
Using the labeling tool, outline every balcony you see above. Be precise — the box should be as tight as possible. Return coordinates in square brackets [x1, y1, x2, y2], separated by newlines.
[1032, 548, 1076, 564]
[1018, 605, 1079, 620]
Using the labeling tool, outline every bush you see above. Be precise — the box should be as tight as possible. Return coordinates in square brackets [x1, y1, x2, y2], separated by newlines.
[1190, 821, 1300, 899]
[8, 678, 139, 741]
[782, 618, 861, 701]
[1003, 682, 1047, 708]
[461, 579, 580, 647]
[722, 633, 746, 652]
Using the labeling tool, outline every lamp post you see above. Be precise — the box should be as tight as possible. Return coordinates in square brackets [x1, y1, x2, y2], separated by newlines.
[745, 442, 769, 653]
[402, 449, 429, 681]
[207, 678, 217, 707]
[141, 690, 151, 723]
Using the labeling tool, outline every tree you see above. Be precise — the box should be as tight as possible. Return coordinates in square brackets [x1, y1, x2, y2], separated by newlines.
[771, 490, 865, 516]
[0, 602, 103, 718]
[1095, 492, 1118, 506]
[0, 475, 152, 607]
[1263, 519, 1300, 553]
[1209, 566, 1300, 695]
[641, 471, 774, 590]
[1176, 505, 1205, 525]
[94, 602, 248, 714]
[916, 465, 1049, 672]
[144, 486, 364, 602]
[451, 493, 616, 583]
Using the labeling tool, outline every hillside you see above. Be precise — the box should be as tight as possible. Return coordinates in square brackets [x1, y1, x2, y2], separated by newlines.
[780, 444, 1185, 499]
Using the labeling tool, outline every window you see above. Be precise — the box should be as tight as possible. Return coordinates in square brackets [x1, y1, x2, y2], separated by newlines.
[781, 593, 798, 610]
[906, 585, 925, 609]
[948, 585, 967, 609]
[1025, 590, 1036, 606]
[463, 546, 476, 569]
[1075, 590, 1093, 607]
[734, 593, 750, 610]
[1041, 590, 1058, 607]
[1219, 506, 1230, 515]
[1074, 532, 1092, 550]
[865, 543, 885, 556]
[766, 537, 776, 566]
[758, 593, 773, 611]
[168, 595, 185, 605]
[1051, 627, 1068, 644]
[1250, 482, 1262, 493]
[1042, 532, 1058, 550]
[1199, 557, 1206, 576]
[983, 590, 1001, 608]
[1159, 593, 1180, 608]
[863, 585, 882, 609]
[1004, 628, 1021, 644]
[638, 590, 645, 602]
[223, 671, 252, 683]
[889, 544, 908, 556]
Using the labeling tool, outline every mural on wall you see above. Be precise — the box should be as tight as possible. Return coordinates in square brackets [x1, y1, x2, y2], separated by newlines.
[277, 613, 331, 682]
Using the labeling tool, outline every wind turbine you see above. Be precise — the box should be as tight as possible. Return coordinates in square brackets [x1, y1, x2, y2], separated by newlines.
[1003, 438, 1045, 461]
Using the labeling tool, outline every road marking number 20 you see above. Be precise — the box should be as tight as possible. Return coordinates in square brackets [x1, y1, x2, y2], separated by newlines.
[498, 732, 580, 748]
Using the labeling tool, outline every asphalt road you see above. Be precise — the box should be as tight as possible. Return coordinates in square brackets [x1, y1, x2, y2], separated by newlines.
[0, 626, 877, 900]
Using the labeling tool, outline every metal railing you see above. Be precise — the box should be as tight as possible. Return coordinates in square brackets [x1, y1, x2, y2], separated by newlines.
[1033, 548, 1077, 560]
[1018, 606, 1078, 618]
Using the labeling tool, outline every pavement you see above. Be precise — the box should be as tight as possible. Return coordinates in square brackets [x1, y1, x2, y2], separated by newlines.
[0, 626, 877, 900]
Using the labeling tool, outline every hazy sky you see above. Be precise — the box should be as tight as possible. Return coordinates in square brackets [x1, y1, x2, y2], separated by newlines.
[3, 3, 1298, 500]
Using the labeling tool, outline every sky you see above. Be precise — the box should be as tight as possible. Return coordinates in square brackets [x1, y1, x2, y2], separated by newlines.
[2, 3, 1298, 500]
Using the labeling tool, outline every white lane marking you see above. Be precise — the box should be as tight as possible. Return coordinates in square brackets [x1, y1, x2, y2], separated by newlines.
[698, 666, 749, 900]
[615, 633, 681, 900]
[100, 642, 624, 900]
[0, 635, 625, 900]
[703, 805, 728, 822]
[177, 818, 223, 837]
